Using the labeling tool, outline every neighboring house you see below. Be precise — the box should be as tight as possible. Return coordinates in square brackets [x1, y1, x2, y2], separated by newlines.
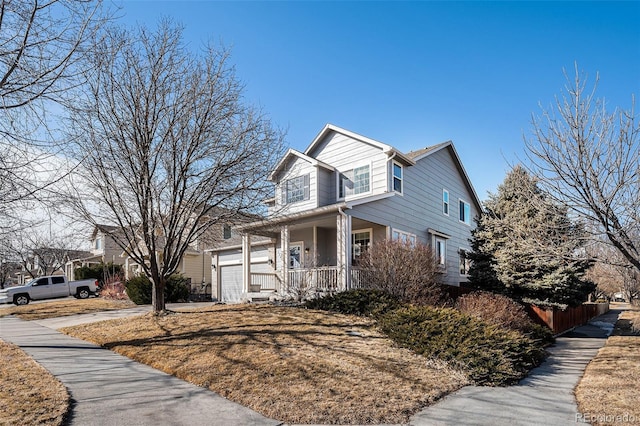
[121, 231, 212, 290]
[209, 124, 482, 303]
[64, 225, 126, 280]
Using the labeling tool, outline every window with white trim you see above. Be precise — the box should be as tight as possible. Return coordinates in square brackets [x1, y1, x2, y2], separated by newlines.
[443, 189, 449, 215]
[459, 249, 471, 275]
[459, 199, 471, 225]
[282, 174, 310, 204]
[339, 164, 370, 199]
[435, 237, 446, 266]
[352, 229, 371, 264]
[94, 237, 102, 250]
[392, 229, 416, 245]
[223, 224, 231, 240]
[392, 162, 403, 194]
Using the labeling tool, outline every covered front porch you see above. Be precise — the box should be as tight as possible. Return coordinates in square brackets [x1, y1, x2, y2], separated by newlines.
[238, 206, 387, 300]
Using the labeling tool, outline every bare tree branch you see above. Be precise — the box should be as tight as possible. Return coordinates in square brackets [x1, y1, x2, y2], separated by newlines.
[65, 20, 285, 313]
[525, 64, 640, 273]
[0, 0, 110, 237]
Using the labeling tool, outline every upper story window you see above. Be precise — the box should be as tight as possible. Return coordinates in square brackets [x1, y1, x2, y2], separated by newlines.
[94, 237, 103, 250]
[392, 229, 416, 245]
[283, 174, 310, 204]
[443, 190, 449, 215]
[223, 224, 231, 239]
[392, 162, 403, 194]
[459, 199, 471, 225]
[339, 164, 370, 199]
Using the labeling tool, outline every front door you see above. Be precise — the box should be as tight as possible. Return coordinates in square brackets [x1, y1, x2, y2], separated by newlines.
[289, 244, 303, 269]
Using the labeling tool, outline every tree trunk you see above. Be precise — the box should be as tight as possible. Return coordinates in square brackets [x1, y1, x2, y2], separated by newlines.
[151, 275, 166, 313]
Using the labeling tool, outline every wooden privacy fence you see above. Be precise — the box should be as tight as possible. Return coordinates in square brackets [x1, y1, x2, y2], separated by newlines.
[526, 303, 610, 335]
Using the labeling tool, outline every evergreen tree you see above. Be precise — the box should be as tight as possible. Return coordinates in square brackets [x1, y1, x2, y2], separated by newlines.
[468, 166, 594, 308]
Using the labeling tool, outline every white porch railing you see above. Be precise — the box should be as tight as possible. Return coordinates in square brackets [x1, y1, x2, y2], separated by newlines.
[250, 272, 280, 292]
[250, 267, 371, 296]
[288, 266, 340, 293]
[350, 268, 369, 289]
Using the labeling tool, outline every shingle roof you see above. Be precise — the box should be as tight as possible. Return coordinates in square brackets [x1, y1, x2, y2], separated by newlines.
[406, 142, 451, 160]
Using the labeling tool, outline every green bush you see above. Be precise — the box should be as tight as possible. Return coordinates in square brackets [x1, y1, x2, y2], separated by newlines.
[305, 289, 401, 317]
[377, 305, 547, 386]
[75, 262, 123, 285]
[125, 274, 190, 305]
[125, 275, 153, 305]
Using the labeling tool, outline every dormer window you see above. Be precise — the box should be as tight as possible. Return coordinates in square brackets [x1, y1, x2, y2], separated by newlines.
[94, 237, 102, 250]
[283, 174, 310, 204]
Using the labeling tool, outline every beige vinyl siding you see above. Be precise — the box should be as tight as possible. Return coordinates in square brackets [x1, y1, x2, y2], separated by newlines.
[179, 253, 212, 285]
[310, 132, 389, 199]
[350, 146, 477, 286]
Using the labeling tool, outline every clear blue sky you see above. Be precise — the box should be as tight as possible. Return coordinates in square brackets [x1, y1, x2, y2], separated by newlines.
[116, 1, 640, 201]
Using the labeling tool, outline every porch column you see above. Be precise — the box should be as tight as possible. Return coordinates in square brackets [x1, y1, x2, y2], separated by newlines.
[281, 226, 289, 292]
[242, 233, 251, 293]
[124, 257, 130, 280]
[336, 212, 352, 291]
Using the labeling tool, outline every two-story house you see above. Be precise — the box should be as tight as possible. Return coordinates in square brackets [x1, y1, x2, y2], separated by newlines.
[64, 225, 127, 280]
[209, 124, 482, 303]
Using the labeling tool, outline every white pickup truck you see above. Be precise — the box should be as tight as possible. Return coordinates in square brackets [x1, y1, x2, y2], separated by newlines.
[0, 275, 99, 306]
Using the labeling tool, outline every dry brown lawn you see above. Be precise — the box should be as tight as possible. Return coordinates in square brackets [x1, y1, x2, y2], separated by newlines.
[62, 304, 469, 424]
[575, 308, 640, 425]
[0, 298, 136, 320]
[0, 340, 69, 426]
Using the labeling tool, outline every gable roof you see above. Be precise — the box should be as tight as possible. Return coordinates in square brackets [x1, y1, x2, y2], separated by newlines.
[408, 141, 482, 211]
[268, 148, 335, 182]
[304, 124, 416, 166]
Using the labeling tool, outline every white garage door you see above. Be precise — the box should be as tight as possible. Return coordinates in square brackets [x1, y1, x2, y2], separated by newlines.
[220, 264, 243, 303]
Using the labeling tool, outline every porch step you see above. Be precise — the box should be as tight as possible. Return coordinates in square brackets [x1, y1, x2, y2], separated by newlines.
[247, 291, 276, 303]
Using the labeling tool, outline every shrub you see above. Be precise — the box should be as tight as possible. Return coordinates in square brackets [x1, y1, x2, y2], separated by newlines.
[455, 291, 554, 345]
[357, 239, 444, 306]
[99, 274, 128, 300]
[305, 289, 401, 317]
[75, 262, 123, 286]
[377, 305, 547, 386]
[125, 275, 152, 305]
[125, 274, 190, 305]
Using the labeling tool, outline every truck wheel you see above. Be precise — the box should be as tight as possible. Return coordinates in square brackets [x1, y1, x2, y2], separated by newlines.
[77, 288, 90, 299]
[14, 294, 30, 306]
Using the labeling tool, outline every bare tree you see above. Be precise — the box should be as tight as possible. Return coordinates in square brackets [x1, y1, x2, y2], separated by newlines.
[0, 0, 108, 235]
[65, 21, 285, 313]
[525, 65, 640, 274]
[7, 229, 86, 279]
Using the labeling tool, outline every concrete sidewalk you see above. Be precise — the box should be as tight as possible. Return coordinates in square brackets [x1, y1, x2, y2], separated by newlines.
[409, 308, 622, 426]
[0, 313, 281, 426]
